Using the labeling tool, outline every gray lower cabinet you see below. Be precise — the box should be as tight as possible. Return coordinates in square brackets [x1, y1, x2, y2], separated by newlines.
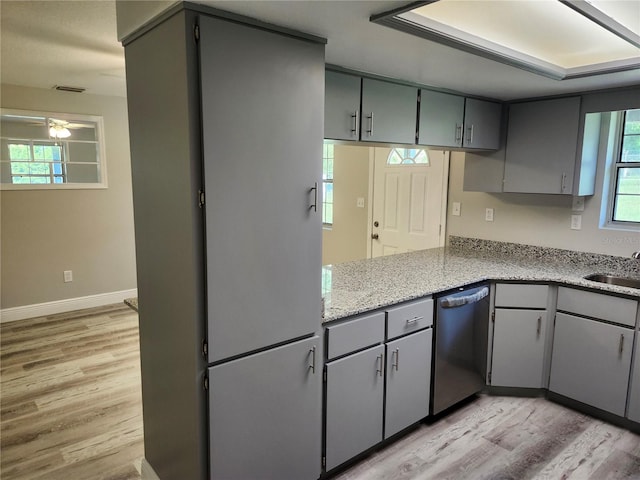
[627, 335, 640, 423]
[503, 97, 581, 194]
[209, 336, 321, 480]
[549, 313, 633, 416]
[361, 78, 418, 144]
[385, 329, 432, 438]
[325, 344, 385, 471]
[491, 309, 547, 388]
[325, 70, 361, 141]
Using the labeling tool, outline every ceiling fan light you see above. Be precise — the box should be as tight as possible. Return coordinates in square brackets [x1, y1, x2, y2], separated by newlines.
[49, 125, 71, 138]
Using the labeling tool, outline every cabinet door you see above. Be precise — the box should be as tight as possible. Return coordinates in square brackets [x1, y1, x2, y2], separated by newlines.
[503, 97, 581, 194]
[626, 335, 640, 422]
[200, 17, 324, 362]
[361, 78, 417, 144]
[325, 344, 384, 471]
[385, 329, 432, 438]
[325, 70, 361, 141]
[463, 98, 502, 150]
[549, 313, 632, 416]
[491, 309, 546, 388]
[418, 90, 464, 147]
[208, 336, 321, 480]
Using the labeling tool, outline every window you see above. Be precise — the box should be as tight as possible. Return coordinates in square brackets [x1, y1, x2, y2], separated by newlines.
[322, 142, 334, 225]
[1, 109, 107, 189]
[387, 148, 430, 165]
[610, 109, 640, 224]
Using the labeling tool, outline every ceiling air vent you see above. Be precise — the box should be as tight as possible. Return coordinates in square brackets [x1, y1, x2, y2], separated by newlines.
[53, 85, 86, 93]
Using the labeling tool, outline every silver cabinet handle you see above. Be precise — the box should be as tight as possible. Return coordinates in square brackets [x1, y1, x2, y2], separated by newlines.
[376, 353, 384, 376]
[392, 348, 399, 371]
[561, 173, 567, 193]
[467, 124, 474, 144]
[308, 346, 316, 373]
[620, 334, 625, 356]
[537, 316, 542, 337]
[406, 316, 423, 325]
[366, 112, 374, 136]
[350, 110, 359, 137]
[309, 182, 318, 212]
[455, 124, 462, 143]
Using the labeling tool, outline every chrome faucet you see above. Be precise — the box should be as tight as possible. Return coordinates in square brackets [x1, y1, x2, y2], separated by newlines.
[633, 251, 640, 259]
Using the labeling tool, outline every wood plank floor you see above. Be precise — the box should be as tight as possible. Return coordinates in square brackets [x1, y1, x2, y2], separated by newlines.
[1, 304, 143, 480]
[333, 394, 640, 480]
[4, 305, 640, 480]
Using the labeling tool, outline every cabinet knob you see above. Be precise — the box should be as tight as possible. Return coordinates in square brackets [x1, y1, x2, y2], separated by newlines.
[371, 233, 379, 240]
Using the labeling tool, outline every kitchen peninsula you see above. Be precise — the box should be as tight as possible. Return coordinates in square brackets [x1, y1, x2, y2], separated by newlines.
[323, 236, 640, 322]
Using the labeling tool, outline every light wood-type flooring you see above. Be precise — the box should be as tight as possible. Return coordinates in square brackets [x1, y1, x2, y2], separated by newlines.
[3, 305, 640, 480]
[1, 304, 144, 480]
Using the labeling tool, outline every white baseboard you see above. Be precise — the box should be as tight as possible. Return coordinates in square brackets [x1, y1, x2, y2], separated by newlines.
[0, 288, 138, 323]
[141, 459, 161, 480]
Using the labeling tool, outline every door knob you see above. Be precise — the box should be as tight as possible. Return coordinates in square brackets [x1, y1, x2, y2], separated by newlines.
[371, 233, 379, 240]
[373, 221, 379, 227]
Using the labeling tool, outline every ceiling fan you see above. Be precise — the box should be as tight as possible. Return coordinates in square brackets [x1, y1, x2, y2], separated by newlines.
[48, 118, 89, 139]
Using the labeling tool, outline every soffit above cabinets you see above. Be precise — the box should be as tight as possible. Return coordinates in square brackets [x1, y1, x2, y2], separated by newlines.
[372, 0, 640, 80]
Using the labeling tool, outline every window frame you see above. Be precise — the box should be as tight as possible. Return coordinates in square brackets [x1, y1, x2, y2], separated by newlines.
[605, 109, 640, 229]
[322, 142, 334, 227]
[0, 108, 108, 190]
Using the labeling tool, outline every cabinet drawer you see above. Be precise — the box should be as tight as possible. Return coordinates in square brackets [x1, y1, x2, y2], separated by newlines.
[326, 312, 385, 360]
[557, 287, 638, 327]
[495, 283, 548, 308]
[386, 298, 433, 340]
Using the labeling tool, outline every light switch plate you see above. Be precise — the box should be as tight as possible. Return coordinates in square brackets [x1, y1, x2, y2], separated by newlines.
[63, 270, 73, 283]
[485, 208, 494, 222]
[356, 197, 365, 208]
[571, 214, 582, 230]
[452, 202, 461, 216]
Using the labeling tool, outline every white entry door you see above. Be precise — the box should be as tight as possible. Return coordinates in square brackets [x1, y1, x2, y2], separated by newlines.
[371, 148, 448, 258]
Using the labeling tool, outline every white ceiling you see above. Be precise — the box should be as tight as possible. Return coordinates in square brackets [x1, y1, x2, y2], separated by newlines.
[2, 0, 639, 101]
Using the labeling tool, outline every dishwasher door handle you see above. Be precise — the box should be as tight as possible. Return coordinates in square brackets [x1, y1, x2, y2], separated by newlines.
[440, 287, 489, 309]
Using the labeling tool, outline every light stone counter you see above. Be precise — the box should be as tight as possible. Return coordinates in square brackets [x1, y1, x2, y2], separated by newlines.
[322, 237, 640, 323]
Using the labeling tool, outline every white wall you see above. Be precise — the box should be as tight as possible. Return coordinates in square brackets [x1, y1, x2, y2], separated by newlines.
[322, 145, 370, 265]
[1, 84, 137, 309]
[447, 144, 639, 258]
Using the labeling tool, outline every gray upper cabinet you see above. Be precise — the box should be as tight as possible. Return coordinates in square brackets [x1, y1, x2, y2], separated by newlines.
[325, 70, 361, 141]
[209, 336, 321, 480]
[361, 78, 418, 144]
[200, 16, 323, 362]
[385, 329, 432, 438]
[463, 98, 502, 150]
[418, 90, 465, 147]
[504, 97, 581, 194]
[418, 91, 501, 150]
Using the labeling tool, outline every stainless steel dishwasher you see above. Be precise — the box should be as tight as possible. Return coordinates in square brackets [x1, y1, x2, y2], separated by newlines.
[432, 283, 490, 415]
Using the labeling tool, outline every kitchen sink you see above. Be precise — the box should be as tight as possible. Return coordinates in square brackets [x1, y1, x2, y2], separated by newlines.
[584, 273, 640, 289]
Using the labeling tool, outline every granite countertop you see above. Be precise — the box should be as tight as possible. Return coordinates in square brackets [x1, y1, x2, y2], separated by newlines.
[322, 238, 640, 323]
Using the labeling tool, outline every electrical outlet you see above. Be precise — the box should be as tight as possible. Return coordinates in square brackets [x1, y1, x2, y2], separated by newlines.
[452, 202, 461, 216]
[572, 196, 585, 212]
[485, 208, 494, 222]
[356, 197, 365, 208]
[571, 214, 582, 230]
[63, 270, 73, 283]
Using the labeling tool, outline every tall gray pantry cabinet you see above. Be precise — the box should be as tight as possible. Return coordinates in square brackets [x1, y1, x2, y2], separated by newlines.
[122, 6, 325, 480]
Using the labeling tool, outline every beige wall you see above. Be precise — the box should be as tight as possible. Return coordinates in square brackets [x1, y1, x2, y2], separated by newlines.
[447, 148, 639, 258]
[1, 84, 137, 308]
[322, 145, 370, 265]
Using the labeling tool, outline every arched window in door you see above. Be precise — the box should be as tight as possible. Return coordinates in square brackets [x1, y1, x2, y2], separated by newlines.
[387, 148, 429, 165]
